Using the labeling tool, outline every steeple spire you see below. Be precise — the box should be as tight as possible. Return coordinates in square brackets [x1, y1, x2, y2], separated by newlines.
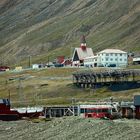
[80, 35, 87, 51]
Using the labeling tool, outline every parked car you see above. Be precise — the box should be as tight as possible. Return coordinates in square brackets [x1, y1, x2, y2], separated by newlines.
[108, 64, 116, 67]
[0, 66, 10, 71]
[54, 64, 64, 67]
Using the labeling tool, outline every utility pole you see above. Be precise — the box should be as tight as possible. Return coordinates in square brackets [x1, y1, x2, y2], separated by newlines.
[8, 89, 11, 102]
[29, 55, 32, 68]
[6, 80, 10, 101]
[18, 78, 22, 105]
[18, 78, 25, 105]
[48, 56, 49, 65]
[72, 98, 76, 116]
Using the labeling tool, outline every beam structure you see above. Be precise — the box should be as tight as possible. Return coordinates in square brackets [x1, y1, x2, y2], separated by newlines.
[73, 69, 140, 89]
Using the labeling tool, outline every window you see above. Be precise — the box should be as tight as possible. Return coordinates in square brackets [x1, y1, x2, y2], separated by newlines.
[80, 109, 85, 113]
[81, 109, 88, 113]
[102, 59, 104, 61]
[110, 58, 113, 61]
[115, 58, 118, 61]
[87, 109, 96, 113]
[106, 54, 109, 56]
[106, 58, 108, 61]
[120, 54, 122, 56]
[120, 58, 122, 61]
[102, 109, 109, 113]
[110, 53, 113, 56]
[115, 54, 117, 56]
[124, 59, 127, 61]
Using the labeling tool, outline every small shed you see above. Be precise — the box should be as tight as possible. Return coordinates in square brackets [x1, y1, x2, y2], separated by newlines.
[15, 66, 22, 71]
[32, 64, 39, 69]
[57, 56, 65, 64]
[133, 55, 140, 65]
[134, 95, 140, 119]
[120, 102, 134, 118]
[32, 64, 45, 69]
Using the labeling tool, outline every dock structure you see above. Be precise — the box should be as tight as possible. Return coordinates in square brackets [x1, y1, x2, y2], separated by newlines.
[73, 69, 140, 89]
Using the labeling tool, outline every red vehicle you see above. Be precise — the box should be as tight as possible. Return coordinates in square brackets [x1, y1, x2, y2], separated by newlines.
[0, 66, 10, 71]
[0, 99, 43, 121]
[0, 99, 21, 121]
[79, 105, 118, 119]
[84, 108, 112, 119]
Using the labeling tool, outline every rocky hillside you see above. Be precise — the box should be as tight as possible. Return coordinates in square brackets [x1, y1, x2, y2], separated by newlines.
[0, 0, 140, 65]
[0, 117, 140, 140]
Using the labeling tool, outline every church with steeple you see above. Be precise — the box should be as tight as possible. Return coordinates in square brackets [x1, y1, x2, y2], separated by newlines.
[72, 35, 94, 66]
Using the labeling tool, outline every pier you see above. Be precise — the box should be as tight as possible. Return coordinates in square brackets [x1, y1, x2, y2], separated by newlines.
[73, 69, 140, 90]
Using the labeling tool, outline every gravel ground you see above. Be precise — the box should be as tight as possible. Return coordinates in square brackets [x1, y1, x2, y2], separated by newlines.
[0, 117, 140, 140]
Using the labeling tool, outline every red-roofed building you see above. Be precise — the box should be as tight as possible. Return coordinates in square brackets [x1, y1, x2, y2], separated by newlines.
[72, 36, 94, 66]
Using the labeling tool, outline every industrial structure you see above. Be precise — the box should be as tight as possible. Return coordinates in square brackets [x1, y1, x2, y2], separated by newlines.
[73, 69, 140, 90]
[1, 95, 140, 121]
[43, 95, 140, 119]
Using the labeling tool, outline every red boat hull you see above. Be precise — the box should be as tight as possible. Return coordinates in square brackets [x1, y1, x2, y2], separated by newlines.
[20, 112, 42, 118]
[0, 114, 20, 121]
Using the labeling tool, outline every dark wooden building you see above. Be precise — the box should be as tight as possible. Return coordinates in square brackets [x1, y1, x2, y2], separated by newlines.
[134, 95, 140, 119]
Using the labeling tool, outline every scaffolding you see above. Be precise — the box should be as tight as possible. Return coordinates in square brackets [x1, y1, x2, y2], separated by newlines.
[73, 69, 140, 89]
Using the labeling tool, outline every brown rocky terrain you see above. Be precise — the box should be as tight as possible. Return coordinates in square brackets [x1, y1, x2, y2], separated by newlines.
[0, 117, 140, 140]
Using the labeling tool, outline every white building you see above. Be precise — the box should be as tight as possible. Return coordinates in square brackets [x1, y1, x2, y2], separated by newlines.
[84, 56, 98, 67]
[84, 49, 128, 67]
[32, 64, 45, 69]
[133, 55, 140, 65]
[97, 49, 128, 67]
[32, 64, 40, 69]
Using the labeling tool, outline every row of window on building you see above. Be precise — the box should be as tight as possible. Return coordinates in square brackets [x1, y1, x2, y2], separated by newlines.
[98, 53, 127, 57]
[102, 58, 127, 62]
[84, 58, 127, 63]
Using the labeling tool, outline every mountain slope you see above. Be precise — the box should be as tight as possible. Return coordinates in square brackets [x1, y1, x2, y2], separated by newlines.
[0, 0, 140, 65]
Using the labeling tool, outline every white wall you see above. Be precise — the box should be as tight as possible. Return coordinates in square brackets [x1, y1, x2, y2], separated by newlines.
[84, 52, 128, 67]
[97, 53, 128, 67]
[32, 64, 39, 69]
[84, 57, 97, 67]
[133, 57, 140, 62]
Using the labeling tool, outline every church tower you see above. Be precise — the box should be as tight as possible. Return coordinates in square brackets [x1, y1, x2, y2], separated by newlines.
[80, 35, 87, 51]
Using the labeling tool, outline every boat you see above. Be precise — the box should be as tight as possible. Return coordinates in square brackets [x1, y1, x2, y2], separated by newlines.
[0, 99, 43, 121]
[0, 99, 21, 121]
[14, 107, 43, 118]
